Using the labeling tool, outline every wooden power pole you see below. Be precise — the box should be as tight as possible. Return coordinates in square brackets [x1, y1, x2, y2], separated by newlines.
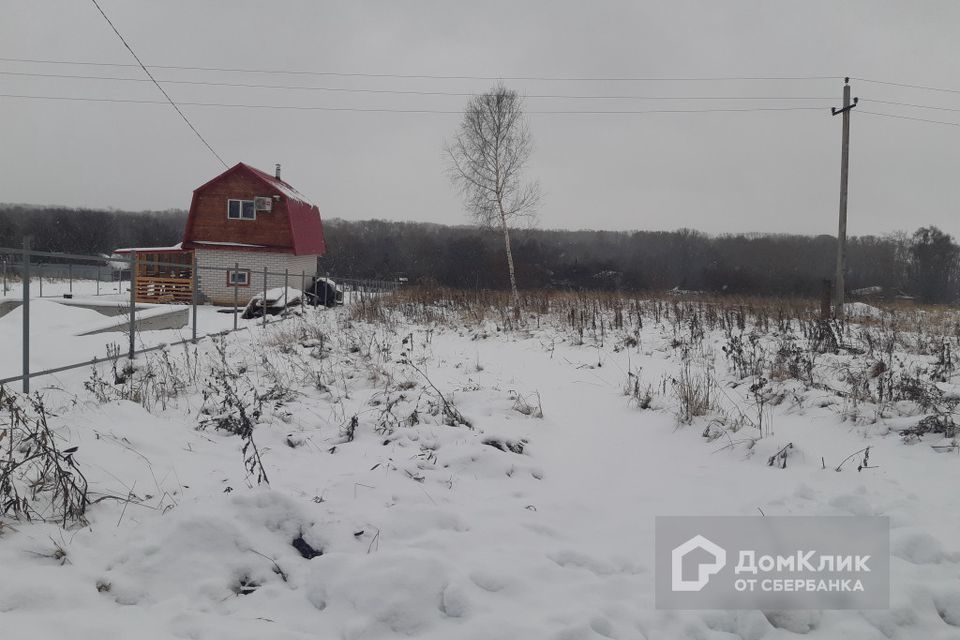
[832, 78, 857, 319]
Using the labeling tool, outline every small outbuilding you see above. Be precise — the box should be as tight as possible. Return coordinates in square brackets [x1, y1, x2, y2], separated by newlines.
[116, 162, 327, 305]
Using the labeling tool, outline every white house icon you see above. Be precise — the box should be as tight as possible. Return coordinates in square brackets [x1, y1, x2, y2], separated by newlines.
[672, 535, 727, 592]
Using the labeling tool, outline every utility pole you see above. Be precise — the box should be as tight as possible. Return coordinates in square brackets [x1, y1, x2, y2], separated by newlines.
[832, 78, 857, 319]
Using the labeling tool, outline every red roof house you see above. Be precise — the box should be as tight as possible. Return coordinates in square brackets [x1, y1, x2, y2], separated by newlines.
[116, 162, 326, 305]
[182, 162, 326, 256]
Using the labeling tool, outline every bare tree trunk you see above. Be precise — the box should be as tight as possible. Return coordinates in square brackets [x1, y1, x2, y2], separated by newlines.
[499, 207, 521, 317]
[446, 84, 539, 322]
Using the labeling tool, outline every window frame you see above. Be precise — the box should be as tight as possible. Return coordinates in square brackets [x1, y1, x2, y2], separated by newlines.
[226, 269, 251, 287]
[227, 199, 257, 221]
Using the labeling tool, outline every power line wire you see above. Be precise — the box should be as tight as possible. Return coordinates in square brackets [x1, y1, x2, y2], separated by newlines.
[0, 93, 463, 113]
[862, 98, 960, 114]
[854, 76, 960, 96]
[0, 55, 840, 83]
[87, 0, 227, 168]
[859, 110, 960, 128]
[0, 92, 830, 115]
[0, 70, 836, 101]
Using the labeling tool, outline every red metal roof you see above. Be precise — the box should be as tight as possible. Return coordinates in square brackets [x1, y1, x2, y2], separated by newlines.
[241, 164, 327, 256]
[182, 162, 326, 256]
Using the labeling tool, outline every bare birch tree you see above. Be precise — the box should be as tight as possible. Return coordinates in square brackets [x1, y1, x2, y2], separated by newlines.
[445, 84, 540, 313]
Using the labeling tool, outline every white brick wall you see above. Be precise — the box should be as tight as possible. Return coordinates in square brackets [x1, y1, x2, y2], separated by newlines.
[195, 249, 318, 305]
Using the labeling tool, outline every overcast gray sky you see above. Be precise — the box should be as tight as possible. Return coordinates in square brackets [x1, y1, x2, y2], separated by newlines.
[2, 1, 959, 237]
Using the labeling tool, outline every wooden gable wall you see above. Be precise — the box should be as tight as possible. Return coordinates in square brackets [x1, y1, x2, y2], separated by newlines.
[185, 170, 295, 250]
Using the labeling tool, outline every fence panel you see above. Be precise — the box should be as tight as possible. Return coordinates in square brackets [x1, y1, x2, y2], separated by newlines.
[0, 242, 398, 392]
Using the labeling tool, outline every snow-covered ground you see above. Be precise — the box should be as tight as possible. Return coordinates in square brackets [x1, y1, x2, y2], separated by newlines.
[0, 278, 370, 382]
[2, 276, 125, 300]
[2, 294, 960, 639]
[0, 286, 242, 382]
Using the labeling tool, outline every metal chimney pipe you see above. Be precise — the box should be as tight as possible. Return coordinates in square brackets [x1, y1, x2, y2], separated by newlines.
[275, 163, 281, 180]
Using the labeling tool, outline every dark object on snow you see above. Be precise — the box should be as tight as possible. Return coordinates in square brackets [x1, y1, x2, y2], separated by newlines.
[767, 442, 793, 469]
[241, 303, 278, 320]
[303, 277, 343, 308]
[482, 437, 528, 454]
[901, 415, 957, 441]
[241, 288, 303, 319]
[292, 535, 322, 559]
[234, 576, 259, 595]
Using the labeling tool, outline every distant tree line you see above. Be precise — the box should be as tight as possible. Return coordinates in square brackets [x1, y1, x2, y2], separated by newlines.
[1, 204, 957, 303]
[0, 204, 186, 256]
[321, 219, 959, 304]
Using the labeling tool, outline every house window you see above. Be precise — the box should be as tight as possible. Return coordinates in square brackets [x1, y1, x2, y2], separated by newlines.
[227, 269, 251, 287]
[227, 199, 256, 220]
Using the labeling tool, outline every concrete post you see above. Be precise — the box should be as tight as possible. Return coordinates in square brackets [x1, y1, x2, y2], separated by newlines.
[834, 79, 855, 319]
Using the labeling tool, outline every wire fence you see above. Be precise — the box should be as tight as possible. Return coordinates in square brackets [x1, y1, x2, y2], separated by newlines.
[0, 253, 397, 302]
[0, 241, 399, 393]
[0, 256, 126, 298]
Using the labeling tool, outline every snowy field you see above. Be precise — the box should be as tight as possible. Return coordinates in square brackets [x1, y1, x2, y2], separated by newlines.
[2, 290, 960, 639]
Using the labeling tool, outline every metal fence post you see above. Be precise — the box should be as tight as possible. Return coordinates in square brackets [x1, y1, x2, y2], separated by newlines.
[2, 256, 6, 297]
[191, 253, 198, 343]
[22, 238, 31, 394]
[68, 263, 73, 295]
[233, 262, 239, 331]
[263, 266, 268, 327]
[300, 270, 306, 307]
[283, 268, 289, 316]
[128, 254, 136, 360]
[324, 271, 329, 308]
[38, 262, 42, 298]
[96, 265, 101, 296]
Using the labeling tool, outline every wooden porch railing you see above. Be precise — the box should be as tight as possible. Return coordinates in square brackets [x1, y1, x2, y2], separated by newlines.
[135, 276, 193, 304]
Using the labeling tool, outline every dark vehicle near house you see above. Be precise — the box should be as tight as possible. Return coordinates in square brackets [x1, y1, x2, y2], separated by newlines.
[304, 276, 343, 307]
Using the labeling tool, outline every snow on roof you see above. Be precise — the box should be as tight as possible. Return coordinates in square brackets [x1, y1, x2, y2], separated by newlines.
[113, 243, 184, 254]
[193, 240, 266, 248]
[243, 164, 312, 205]
[238, 164, 326, 256]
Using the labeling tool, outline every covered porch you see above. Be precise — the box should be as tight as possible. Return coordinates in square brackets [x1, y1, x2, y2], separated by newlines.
[114, 245, 194, 304]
